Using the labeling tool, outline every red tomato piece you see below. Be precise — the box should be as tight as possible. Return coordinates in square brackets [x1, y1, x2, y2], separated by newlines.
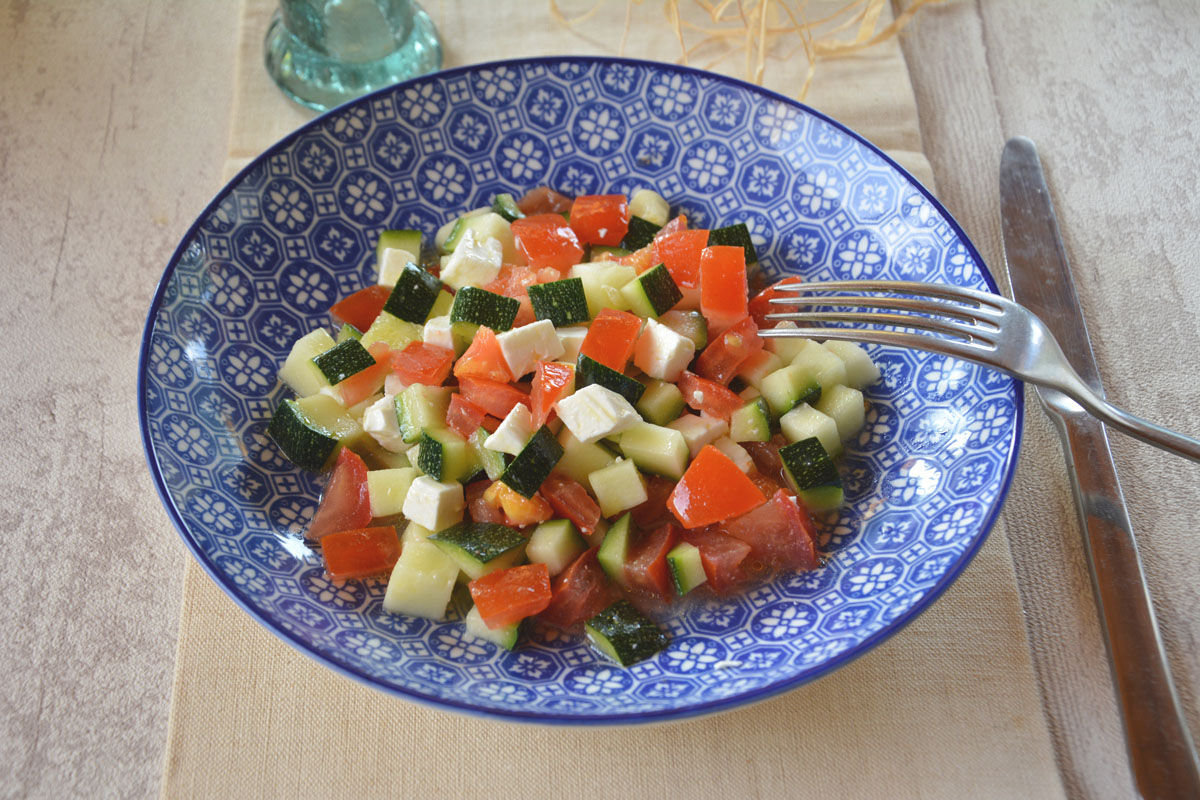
[578, 308, 642, 371]
[466, 480, 508, 525]
[654, 229, 709, 288]
[539, 547, 621, 630]
[630, 475, 677, 530]
[329, 284, 391, 332]
[668, 444, 767, 529]
[719, 489, 819, 571]
[391, 341, 454, 386]
[530, 361, 575, 427]
[569, 194, 630, 246]
[306, 449, 371, 540]
[748, 278, 798, 329]
[322, 526, 401, 580]
[677, 371, 744, 421]
[518, 186, 573, 215]
[457, 375, 530, 418]
[337, 341, 392, 408]
[625, 523, 679, 600]
[618, 214, 688, 274]
[445, 393, 488, 439]
[484, 264, 539, 298]
[469, 564, 553, 629]
[512, 214, 584, 272]
[679, 528, 753, 595]
[540, 473, 601, 536]
[484, 481, 553, 527]
[743, 434, 790, 489]
[453, 326, 514, 383]
[700, 245, 749, 335]
[694, 316, 763, 385]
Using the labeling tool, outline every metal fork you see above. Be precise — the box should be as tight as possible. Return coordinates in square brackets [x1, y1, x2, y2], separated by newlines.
[763, 279, 1200, 463]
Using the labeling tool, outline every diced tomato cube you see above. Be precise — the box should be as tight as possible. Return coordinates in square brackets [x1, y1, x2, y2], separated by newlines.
[743, 433, 790, 488]
[700, 245, 749, 334]
[484, 481, 553, 527]
[654, 229, 709, 288]
[457, 375, 530, 418]
[337, 341, 392, 408]
[484, 264, 539, 298]
[667, 444, 767, 529]
[445, 393, 488, 439]
[618, 214, 688, 274]
[321, 526, 401, 580]
[579, 308, 642, 371]
[679, 528, 752, 595]
[677, 371, 744, 421]
[453, 326, 514, 383]
[540, 473, 601, 536]
[625, 523, 679, 600]
[518, 186, 573, 215]
[391, 341, 454, 386]
[748, 278, 798, 329]
[306, 449, 371, 540]
[630, 475, 677, 531]
[529, 361, 575, 427]
[569, 194, 630, 246]
[539, 547, 621, 630]
[469, 564, 553, 629]
[329, 284, 391, 332]
[512, 214, 584, 272]
[719, 489, 819, 571]
[466, 480, 508, 525]
[694, 316, 763, 385]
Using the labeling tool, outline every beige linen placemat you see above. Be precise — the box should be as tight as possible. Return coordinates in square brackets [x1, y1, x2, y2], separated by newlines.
[161, 2, 1064, 797]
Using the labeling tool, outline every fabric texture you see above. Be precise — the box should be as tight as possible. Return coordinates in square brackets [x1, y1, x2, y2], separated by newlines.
[161, 2, 1065, 797]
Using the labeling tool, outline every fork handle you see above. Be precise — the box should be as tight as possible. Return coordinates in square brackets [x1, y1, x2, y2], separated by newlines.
[1064, 379, 1200, 462]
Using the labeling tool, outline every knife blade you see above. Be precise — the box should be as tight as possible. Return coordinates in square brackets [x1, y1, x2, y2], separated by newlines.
[1000, 136, 1200, 799]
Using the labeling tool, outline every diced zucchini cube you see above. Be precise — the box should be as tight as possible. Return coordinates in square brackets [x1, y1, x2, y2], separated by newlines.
[596, 513, 633, 586]
[764, 321, 807, 362]
[464, 605, 519, 650]
[366, 467, 418, 517]
[555, 428, 617, 485]
[667, 542, 707, 595]
[397, 384, 452, 443]
[527, 519, 586, 575]
[823, 340, 881, 389]
[277, 328, 336, 397]
[429, 521, 527, 580]
[729, 398, 770, 443]
[791, 340, 848, 390]
[588, 458, 648, 518]
[815, 384, 866, 441]
[780, 403, 842, 457]
[361, 310, 423, 351]
[418, 428, 475, 483]
[383, 540, 459, 619]
[401, 520, 434, 545]
[585, 600, 667, 666]
[628, 188, 670, 227]
[735, 349, 783, 390]
[760, 363, 821, 418]
[636, 380, 686, 426]
[618, 422, 689, 479]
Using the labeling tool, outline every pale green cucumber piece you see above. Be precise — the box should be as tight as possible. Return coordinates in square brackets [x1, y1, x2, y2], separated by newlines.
[366, 467, 419, 517]
[588, 458, 648, 518]
[628, 188, 670, 227]
[397, 384, 453, 443]
[618, 422, 689, 480]
[277, 328, 336, 397]
[667, 542, 707, 595]
[464, 605, 519, 650]
[790, 340, 848, 390]
[527, 519, 587, 575]
[760, 363, 821, 418]
[383, 540, 459, 619]
[360, 310, 423, 351]
[814, 384, 866, 440]
[417, 427, 475, 483]
[428, 521, 527, 580]
[729, 397, 771, 443]
[780, 403, 842, 457]
[555, 427, 617, 485]
[636, 380, 686, 426]
[596, 513, 634, 587]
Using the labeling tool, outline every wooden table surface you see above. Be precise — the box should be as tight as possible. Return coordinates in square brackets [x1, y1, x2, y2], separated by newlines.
[2, 1, 1196, 797]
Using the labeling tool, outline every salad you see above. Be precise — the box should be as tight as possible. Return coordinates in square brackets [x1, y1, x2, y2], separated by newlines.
[266, 186, 879, 666]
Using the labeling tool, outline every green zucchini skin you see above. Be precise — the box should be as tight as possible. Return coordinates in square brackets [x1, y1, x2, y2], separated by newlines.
[528, 278, 590, 326]
[383, 262, 444, 323]
[430, 522, 526, 565]
[585, 600, 668, 666]
[499, 425, 564, 498]
[576, 354, 646, 405]
[622, 215, 662, 251]
[779, 436, 841, 493]
[449, 287, 520, 331]
[267, 399, 339, 472]
[624, 263, 682, 317]
[311, 338, 376, 385]
[377, 229, 423, 263]
[707, 223, 758, 264]
[491, 193, 525, 222]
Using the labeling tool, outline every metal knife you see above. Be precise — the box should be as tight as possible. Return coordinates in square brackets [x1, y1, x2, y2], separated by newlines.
[999, 136, 1200, 799]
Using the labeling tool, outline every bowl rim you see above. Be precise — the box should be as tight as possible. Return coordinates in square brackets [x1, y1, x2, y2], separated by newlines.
[138, 54, 1024, 725]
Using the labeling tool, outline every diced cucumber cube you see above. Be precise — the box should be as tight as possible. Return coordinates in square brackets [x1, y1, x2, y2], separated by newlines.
[383, 540, 459, 619]
[443, 211, 519, 263]
[427, 289, 455, 321]
[628, 189, 670, 227]
[361, 310, 423, 351]
[336, 323, 363, 343]
[491, 192, 525, 223]
[620, 264, 682, 319]
[277, 329, 336, 397]
[636, 380, 686, 426]
[499, 425, 564, 498]
[618, 422, 689, 479]
[667, 542, 707, 595]
[527, 519, 587, 575]
[366, 467, 418, 517]
[312, 338, 376, 385]
[401, 520, 434, 545]
[470, 427, 506, 481]
[429, 521, 527, 579]
[588, 458, 648, 518]
[585, 600, 668, 666]
[764, 321, 807, 362]
[622, 216, 661, 251]
[596, 513, 633, 586]
[735, 349, 783, 390]
[779, 437, 843, 512]
[815, 384, 866, 441]
[729, 397, 771, 443]
[823, 340, 881, 389]
[760, 363, 821, 418]
[555, 428, 617, 485]
[418, 428, 475, 483]
[464, 605, 519, 650]
[397, 384, 452, 443]
[383, 262, 444, 323]
[791, 340, 848, 390]
[780, 403, 842, 457]
[571, 261, 636, 318]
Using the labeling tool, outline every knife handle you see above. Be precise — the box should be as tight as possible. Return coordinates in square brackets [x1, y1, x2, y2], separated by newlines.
[1055, 412, 1200, 799]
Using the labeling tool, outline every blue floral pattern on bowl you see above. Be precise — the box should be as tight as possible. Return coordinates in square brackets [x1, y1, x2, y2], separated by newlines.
[139, 57, 1021, 724]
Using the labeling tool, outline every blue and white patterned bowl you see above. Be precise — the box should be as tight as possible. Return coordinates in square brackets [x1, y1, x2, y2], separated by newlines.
[139, 57, 1021, 723]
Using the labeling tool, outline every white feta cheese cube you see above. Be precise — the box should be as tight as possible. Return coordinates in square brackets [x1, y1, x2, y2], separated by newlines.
[495, 319, 564, 378]
[377, 247, 419, 286]
[633, 318, 696, 382]
[361, 394, 406, 452]
[554, 384, 642, 444]
[485, 403, 534, 455]
[555, 326, 589, 364]
[712, 437, 753, 473]
[439, 228, 503, 290]
[667, 413, 729, 458]
[422, 315, 456, 352]
[401, 475, 464, 532]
